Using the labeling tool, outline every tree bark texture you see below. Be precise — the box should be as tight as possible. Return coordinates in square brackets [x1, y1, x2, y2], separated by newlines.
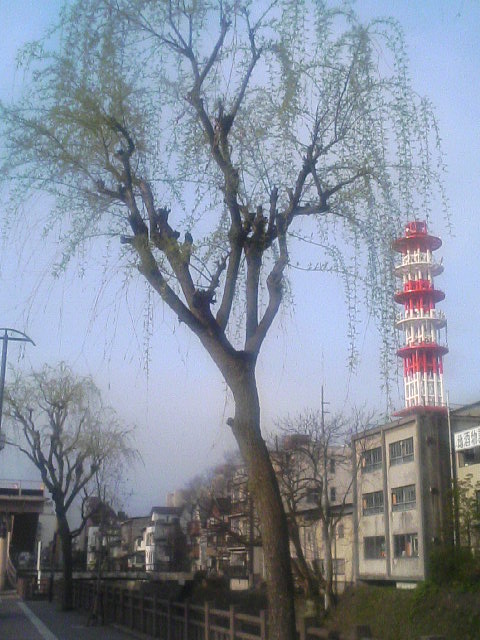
[228, 363, 297, 640]
[57, 511, 73, 610]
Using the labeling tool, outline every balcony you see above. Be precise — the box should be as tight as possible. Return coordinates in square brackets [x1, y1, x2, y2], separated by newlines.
[394, 251, 443, 277]
[396, 308, 446, 326]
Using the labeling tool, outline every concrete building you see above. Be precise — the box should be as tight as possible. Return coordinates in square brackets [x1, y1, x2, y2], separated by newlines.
[352, 403, 480, 586]
[119, 516, 150, 571]
[144, 506, 186, 572]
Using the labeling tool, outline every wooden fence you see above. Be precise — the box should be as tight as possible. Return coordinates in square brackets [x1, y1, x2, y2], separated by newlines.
[72, 580, 341, 640]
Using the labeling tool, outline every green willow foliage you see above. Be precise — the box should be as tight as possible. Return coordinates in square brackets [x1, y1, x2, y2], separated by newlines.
[0, 0, 447, 408]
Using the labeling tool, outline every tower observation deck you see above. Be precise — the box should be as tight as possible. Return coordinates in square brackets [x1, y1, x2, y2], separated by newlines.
[393, 221, 448, 416]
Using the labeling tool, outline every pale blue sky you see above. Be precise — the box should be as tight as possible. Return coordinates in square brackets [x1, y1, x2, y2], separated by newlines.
[1, 1, 479, 516]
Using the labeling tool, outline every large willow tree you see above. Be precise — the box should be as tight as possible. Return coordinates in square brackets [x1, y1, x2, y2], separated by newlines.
[1, 1, 446, 636]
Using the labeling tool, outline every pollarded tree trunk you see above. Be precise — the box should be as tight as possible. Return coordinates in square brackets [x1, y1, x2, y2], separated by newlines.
[228, 361, 296, 640]
[56, 511, 73, 610]
[289, 517, 319, 598]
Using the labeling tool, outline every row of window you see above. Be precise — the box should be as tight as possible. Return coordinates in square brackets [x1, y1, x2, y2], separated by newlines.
[306, 487, 338, 503]
[459, 447, 480, 468]
[362, 484, 416, 515]
[364, 533, 418, 559]
[361, 437, 414, 473]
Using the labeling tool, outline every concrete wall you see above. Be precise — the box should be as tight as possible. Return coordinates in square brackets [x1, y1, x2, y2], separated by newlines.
[385, 421, 423, 581]
[355, 430, 387, 579]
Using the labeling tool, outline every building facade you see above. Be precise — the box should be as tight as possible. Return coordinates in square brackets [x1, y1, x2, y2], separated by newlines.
[352, 404, 480, 586]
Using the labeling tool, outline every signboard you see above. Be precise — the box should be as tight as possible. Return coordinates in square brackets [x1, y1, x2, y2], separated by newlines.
[454, 426, 480, 451]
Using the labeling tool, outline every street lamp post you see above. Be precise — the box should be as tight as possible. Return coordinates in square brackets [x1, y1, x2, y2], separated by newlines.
[0, 328, 35, 450]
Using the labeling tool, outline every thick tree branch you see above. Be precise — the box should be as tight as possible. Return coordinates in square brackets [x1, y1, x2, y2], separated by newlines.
[246, 229, 288, 353]
[137, 178, 196, 306]
[245, 249, 261, 344]
[133, 236, 205, 334]
[215, 241, 242, 331]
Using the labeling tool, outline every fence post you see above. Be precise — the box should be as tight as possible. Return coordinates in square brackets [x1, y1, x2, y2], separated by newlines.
[183, 599, 190, 640]
[205, 601, 211, 640]
[113, 587, 117, 624]
[229, 604, 236, 640]
[140, 590, 144, 633]
[298, 616, 307, 640]
[103, 584, 108, 623]
[108, 584, 113, 623]
[130, 591, 135, 630]
[120, 588, 124, 626]
[153, 592, 157, 638]
[167, 598, 172, 640]
[259, 610, 267, 640]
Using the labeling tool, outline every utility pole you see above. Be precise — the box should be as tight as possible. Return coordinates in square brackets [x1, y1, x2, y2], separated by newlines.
[320, 385, 333, 611]
[320, 385, 329, 436]
[0, 328, 35, 449]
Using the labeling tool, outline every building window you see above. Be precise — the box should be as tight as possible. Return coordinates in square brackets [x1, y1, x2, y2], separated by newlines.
[337, 524, 344, 539]
[459, 447, 480, 467]
[389, 437, 414, 465]
[361, 447, 382, 473]
[392, 485, 416, 511]
[330, 487, 336, 502]
[394, 533, 418, 558]
[364, 536, 385, 559]
[333, 558, 345, 575]
[362, 491, 384, 516]
[330, 458, 336, 473]
[316, 558, 345, 575]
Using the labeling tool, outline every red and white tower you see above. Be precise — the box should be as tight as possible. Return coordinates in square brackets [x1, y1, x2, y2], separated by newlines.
[393, 221, 448, 415]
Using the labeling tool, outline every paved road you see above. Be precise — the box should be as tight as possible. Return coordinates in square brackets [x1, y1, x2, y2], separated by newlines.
[0, 594, 135, 640]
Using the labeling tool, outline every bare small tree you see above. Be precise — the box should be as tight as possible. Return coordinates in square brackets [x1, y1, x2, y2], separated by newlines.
[275, 408, 374, 610]
[4, 363, 136, 610]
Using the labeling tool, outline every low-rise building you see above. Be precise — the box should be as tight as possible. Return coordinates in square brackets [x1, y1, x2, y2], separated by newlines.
[144, 506, 186, 572]
[352, 403, 480, 586]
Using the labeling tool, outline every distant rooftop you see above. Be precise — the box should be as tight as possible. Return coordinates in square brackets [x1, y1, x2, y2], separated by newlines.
[150, 506, 183, 516]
